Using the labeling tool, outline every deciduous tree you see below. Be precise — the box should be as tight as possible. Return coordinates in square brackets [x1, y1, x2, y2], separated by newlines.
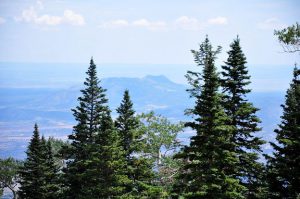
[0, 157, 21, 199]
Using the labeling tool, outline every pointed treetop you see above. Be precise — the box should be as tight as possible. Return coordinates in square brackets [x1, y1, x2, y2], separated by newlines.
[231, 35, 241, 48]
[124, 89, 130, 98]
[229, 35, 242, 50]
[32, 123, 40, 140]
[90, 57, 95, 65]
[191, 36, 222, 67]
[34, 123, 38, 131]
[41, 135, 46, 142]
[293, 64, 299, 78]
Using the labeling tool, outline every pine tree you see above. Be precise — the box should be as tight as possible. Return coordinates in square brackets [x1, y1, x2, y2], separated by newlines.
[175, 37, 245, 198]
[86, 108, 130, 198]
[266, 67, 300, 198]
[115, 91, 156, 197]
[220, 36, 266, 198]
[40, 137, 60, 199]
[19, 124, 45, 199]
[64, 58, 129, 198]
[115, 90, 139, 162]
[19, 125, 60, 199]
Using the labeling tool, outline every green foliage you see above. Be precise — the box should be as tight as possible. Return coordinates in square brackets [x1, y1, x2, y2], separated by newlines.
[115, 90, 140, 158]
[40, 136, 61, 199]
[91, 111, 130, 198]
[19, 124, 44, 199]
[138, 111, 183, 165]
[266, 67, 300, 198]
[175, 36, 245, 198]
[221, 36, 266, 198]
[19, 124, 59, 199]
[274, 22, 300, 53]
[48, 137, 70, 157]
[64, 58, 129, 198]
[115, 90, 155, 197]
[138, 112, 184, 194]
[0, 157, 22, 199]
[47, 137, 71, 171]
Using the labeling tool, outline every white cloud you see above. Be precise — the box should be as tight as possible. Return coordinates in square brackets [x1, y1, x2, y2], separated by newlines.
[132, 18, 149, 27]
[99, 16, 229, 31]
[175, 16, 202, 31]
[0, 17, 6, 24]
[100, 18, 167, 31]
[35, 14, 63, 26]
[15, 3, 85, 26]
[111, 19, 129, 27]
[15, 6, 36, 23]
[63, 10, 85, 26]
[100, 19, 129, 29]
[258, 17, 286, 30]
[174, 16, 228, 31]
[132, 19, 167, 31]
[207, 17, 228, 25]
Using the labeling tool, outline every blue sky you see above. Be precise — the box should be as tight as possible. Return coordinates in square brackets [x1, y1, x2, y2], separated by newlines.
[0, 0, 299, 65]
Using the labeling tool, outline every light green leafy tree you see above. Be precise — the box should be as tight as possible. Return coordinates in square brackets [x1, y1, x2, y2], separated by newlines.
[274, 22, 300, 53]
[138, 111, 184, 195]
[0, 157, 22, 199]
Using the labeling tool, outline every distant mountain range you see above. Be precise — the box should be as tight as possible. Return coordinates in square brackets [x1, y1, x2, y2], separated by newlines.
[0, 75, 285, 159]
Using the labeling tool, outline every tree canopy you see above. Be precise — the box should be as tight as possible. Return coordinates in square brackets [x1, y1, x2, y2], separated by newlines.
[274, 22, 300, 53]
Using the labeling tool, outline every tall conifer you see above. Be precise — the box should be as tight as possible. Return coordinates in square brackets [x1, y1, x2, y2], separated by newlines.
[266, 67, 300, 198]
[220, 37, 265, 198]
[64, 58, 129, 198]
[19, 125, 60, 199]
[115, 90, 139, 161]
[18, 124, 44, 199]
[175, 37, 245, 198]
[115, 90, 154, 197]
[40, 137, 60, 199]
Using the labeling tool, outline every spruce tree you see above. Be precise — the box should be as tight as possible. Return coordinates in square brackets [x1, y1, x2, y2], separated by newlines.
[220, 37, 266, 198]
[115, 90, 155, 197]
[266, 67, 300, 198]
[40, 137, 60, 199]
[115, 90, 139, 162]
[64, 58, 129, 198]
[19, 125, 60, 199]
[175, 37, 245, 198]
[19, 124, 45, 199]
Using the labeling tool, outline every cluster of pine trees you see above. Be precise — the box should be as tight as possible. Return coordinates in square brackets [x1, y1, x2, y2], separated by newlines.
[17, 58, 182, 199]
[174, 37, 266, 198]
[18, 124, 60, 198]
[12, 36, 300, 198]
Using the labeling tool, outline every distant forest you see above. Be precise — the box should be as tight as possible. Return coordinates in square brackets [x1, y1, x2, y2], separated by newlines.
[0, 23, 299, 199]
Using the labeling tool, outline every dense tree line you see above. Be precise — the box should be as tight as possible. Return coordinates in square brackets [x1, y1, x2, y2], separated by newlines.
[0, 23, 299, 198]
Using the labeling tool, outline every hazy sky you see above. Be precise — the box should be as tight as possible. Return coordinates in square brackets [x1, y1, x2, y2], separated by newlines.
[0, 0, 299, 65]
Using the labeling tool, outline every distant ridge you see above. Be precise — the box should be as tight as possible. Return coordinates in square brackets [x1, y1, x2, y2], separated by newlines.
[0, 75, 285, 159]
